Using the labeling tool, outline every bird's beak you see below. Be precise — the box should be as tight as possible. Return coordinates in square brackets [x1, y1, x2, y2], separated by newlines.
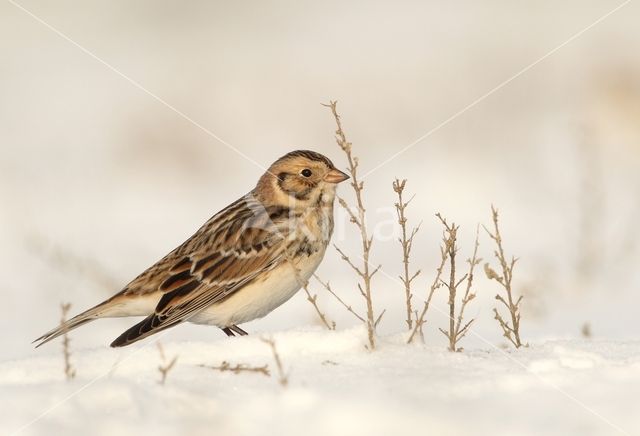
[324, 168, 350, 184]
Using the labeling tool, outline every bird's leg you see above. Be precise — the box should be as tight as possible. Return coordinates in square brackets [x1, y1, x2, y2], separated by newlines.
[230, 325, 248, 336]
[222, 327, 236, 337]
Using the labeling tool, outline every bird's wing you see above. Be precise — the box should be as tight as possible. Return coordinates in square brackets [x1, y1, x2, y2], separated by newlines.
[110, 195, 295, 347]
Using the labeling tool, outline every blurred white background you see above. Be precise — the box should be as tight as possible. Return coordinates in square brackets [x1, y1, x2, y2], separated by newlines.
[1, 0, 639, 360]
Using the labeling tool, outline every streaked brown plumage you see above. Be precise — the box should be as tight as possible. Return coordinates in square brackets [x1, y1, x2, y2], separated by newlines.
[34, 150, 349, 348]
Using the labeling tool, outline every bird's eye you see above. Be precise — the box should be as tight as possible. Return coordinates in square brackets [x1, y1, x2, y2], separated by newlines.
[301, 169, 312, 177]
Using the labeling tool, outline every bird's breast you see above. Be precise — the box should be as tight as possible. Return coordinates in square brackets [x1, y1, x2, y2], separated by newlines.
[298, 204, 334, 244]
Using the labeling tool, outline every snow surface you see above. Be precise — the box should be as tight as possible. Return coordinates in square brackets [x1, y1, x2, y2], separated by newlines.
[1, 327, 638, 436]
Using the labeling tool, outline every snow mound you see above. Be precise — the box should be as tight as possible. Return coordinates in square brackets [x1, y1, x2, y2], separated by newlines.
[1, 327, 638, 436]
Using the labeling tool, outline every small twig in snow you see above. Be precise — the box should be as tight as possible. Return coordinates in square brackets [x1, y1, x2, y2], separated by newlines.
[157, 342, 178, 385]
[483, 206, 525, 348]
[199, 361, 270, 377]
[60, 302, 76, 381]
[437, 221, 481, 352]
[261, 337, 289, 386]
[408, 214, 455, 344]
[392, 178, 421, 331]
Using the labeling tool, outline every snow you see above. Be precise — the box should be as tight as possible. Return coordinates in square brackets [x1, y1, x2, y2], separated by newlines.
[2, 327, 638, 436]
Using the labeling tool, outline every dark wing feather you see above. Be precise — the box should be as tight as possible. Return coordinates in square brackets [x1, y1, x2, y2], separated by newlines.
[110, 252, 282, 347]
[111, 195, 291, 347]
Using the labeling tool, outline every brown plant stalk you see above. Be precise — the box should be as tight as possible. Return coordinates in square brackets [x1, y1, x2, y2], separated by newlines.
[393, 179, 421, 330]
[157, 342, 178, 385]
[301, 282, 336, 331]
[200, 361, 270, 377]
[452, 225, 481, 348]
[60, 302, 76, 380]
[324, 100, 381, 350]
[262, 337, 288, 386]
[437, 219, 481, 352]
[313, 274, 365, 323]
[483, 206, 525, 348]
[408, 215, 455, 343]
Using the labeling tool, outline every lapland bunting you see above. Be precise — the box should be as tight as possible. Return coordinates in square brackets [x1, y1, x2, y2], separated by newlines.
[35, 150, 349, 348]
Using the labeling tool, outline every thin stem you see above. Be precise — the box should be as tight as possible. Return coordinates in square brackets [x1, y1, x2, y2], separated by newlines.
[199, 361, 270, 377]
[452, 225, 481, 349]
[393, 178, 421, 330]
[60, 302, 76, 380]
[408, 215, 454, 344]
[262, 337, 288, 386]
[313, 274, 365, 323]
[484, 206, 524, 348]
[325, 101, 378, 350]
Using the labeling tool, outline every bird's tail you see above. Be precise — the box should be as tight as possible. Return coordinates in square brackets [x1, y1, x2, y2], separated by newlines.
[33, 301, 111, 348]
[109, 315, 182, 348]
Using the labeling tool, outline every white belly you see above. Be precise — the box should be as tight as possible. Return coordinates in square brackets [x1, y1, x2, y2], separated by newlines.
[190, 249, 325, 327]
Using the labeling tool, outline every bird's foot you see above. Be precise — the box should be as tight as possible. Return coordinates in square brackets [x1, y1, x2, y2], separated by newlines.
[221, 325, 248, 337]
[230, 325, 248, 336]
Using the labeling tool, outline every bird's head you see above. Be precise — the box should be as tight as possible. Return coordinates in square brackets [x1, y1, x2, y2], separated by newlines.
[255, 150, 349, 210]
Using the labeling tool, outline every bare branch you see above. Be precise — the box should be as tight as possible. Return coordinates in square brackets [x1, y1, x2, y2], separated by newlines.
[334, 245, 365, 278]
[338, 196, 361, 227]
[313, 274, 365, 323]
[357, 282, 367, 298]
[485, 206, 525, 348]
[60, 303, 76, 381]
[454, 274, 468, 290]
[200, 361, 270, 377]
[369, 264, 382, 278]
[262, 337, 288, 386]
[456, 318, 475, 341]
[393, 178, 421, 331]
[326, 101, 377, 350]
[302, 289, 336, 331]
[408, 215, 454, 344]
[442, 220, 459, 351]
[451, 225, 481, 350]
[374, 309, 386, 328]
[408, 269, 421, 283]
[157, 342, 178, 385]
[415, 216, 481, 352]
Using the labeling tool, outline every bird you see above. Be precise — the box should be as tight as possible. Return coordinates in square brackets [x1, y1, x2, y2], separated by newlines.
[34, 150, 349, 348]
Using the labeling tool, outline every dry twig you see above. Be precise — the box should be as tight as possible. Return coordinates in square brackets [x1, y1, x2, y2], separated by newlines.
[60, 302, 76, 380]
[436, 219, 481, 352]
[452, 225, 481, 348]
[407, 215, 455, 343]
[393, 179, 421, 330]
[313, 274, 365, 323]
[324, 100, 381, 350]
[200, 361, 270, 377]
[157, 342, 178, 385]
[262, 337, 288, 386]
[483, 206, 525, 348]
[301, 283, 336, 331]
